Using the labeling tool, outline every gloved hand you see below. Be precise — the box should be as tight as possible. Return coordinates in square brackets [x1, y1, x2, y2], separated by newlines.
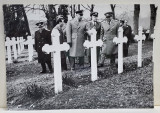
[68, 42, 72, 47]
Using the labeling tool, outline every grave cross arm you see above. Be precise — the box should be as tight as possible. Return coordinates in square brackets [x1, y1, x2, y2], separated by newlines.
[134, 34, 146, 42]
[42, 42, 70, 54]
[84, 28, 103, 49]
[113, 27, 128, 44]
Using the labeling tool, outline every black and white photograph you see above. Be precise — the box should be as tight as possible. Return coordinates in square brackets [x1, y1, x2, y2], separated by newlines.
[3, 4, 157, 110]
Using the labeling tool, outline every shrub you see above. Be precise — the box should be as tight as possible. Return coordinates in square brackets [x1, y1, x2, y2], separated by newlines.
[25, 83, 44, 100]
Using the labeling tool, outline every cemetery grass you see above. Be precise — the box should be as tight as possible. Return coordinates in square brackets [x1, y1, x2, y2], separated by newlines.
[6, 41, 153, 110]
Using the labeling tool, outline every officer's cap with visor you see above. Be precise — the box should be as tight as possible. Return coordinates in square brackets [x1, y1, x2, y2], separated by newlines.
[75, 10, 84, 16]
[104, 12, 113, 18]
[90, 12, 98, 17]
[36, 20, 45, 27]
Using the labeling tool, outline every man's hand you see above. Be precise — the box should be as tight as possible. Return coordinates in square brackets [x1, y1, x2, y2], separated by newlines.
[102, 37, 106, 42]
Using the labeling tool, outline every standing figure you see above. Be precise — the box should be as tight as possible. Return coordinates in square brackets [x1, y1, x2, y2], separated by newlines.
[98, 12, 119, 67]
[34, 20, 53, 73]
[87, 12, 101, 67]
[66, 10, 89, 71]
[123, 20, 132, 57]
[52, 15, 67, 71]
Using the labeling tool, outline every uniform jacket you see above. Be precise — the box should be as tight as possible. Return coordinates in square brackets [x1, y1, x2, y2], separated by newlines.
[34, 28, 52, 63]
[87, 20, 101, 40]
[100, 19, 119, 55]
[66, 18, 89, 57]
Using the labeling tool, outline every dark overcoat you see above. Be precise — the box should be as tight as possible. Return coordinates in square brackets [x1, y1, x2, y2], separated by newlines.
[34, 29, 52, 63]
[100, 19, 119, 56]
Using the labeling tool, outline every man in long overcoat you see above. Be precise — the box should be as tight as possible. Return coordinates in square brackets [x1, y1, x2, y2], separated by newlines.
[34, 21, 53, 73]
[52, 15, 67, 71]
[87, 12, 101, 67]
[98, 12, 119, 67]
[66, 10, 89, 70]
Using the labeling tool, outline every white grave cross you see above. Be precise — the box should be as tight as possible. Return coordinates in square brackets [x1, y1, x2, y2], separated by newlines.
[113, 27, 128, 74]
[5, 37, 12, 63]
[134, 26, 146, 67]
[11, 37, 18, 60]
[42, 29, 70, 94]
[17, 37, 21, 54]
[23, 36, 34, 61]
[83, 28, 103, 81]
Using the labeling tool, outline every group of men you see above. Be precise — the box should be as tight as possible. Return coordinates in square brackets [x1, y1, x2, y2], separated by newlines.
[34, 10, 132, 74]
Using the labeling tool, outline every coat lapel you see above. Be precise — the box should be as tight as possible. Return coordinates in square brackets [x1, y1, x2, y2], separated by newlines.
[109, 19, 115, 30]
[73, 19, 79, 29]
[104, 20, 110, 31]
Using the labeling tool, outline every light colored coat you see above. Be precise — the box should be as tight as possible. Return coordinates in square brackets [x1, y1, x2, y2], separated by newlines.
[66, 18, 89, 57]
[100, 19, 119, 55]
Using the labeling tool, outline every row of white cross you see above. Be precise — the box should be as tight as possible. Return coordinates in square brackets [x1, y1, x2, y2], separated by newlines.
[5, 36, 34, 63]
[5, 37, 25, 63]
[42, 26, 153, 94]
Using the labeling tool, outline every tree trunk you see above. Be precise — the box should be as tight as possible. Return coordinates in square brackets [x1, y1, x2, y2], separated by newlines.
[90, 4, 94, 13]
[21, 5, 31, 36]
[149, 4, 158, 38]
[46, 5, 57, 30]
[110, 4, 116, 19]
[78, 4, 80, 10]
[71, 4, 75, 18]
[133, 4, 140, 35]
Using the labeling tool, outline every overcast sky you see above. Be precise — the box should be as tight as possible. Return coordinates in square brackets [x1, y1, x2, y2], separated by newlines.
[26, 4, 150, 20]
[26, 4, 152, 29]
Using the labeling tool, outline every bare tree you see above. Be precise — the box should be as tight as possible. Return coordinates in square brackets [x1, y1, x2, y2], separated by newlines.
[70, 4, 76, 18]
[78, 4, 81, 10]
[81, 4, 95, 13]
[149, 4, 158, 38]
[110, 4, 116, 19]
[133, 4, 140, 35]
[3, 5, 31, 39]
[25, 4, 69, 30]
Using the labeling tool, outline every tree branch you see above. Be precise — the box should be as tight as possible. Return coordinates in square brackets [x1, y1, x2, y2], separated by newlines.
[81, 4, 90, 11]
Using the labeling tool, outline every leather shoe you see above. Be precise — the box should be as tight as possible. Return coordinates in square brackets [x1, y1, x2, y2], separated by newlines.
[49, 70, 53, 73]
[97, 64, 104, 67]
[40, 71, 46, 74]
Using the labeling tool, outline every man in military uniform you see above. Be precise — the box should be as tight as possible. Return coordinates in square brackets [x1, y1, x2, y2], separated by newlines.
[34, 20, 53, 73]
[98, 12, 119, 67]
[52, 15, 67, 71]
[66, 10, 89, 71]
[87, 12, 101, 67]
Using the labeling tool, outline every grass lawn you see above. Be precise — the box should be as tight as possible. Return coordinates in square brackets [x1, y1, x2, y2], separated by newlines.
[6, 41, 153, 110]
